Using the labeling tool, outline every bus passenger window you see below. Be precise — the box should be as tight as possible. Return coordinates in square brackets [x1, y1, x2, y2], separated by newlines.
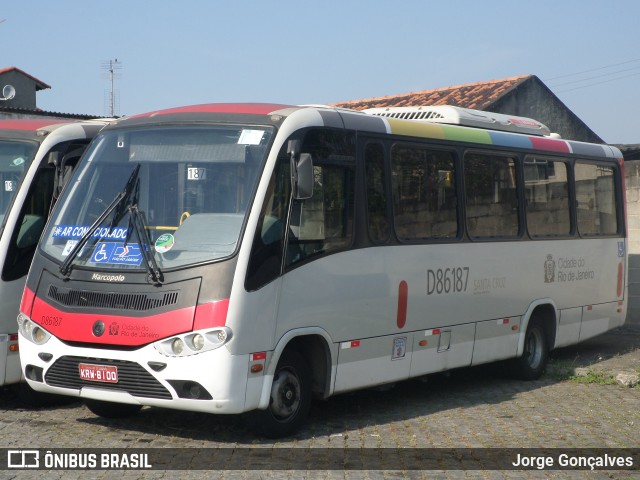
[391, 144, 457, 241]
[575, 162, 618, 236]
[464, 152, 519, 238]
[365, 143, 390, 243]
[524, 158, 571, 237]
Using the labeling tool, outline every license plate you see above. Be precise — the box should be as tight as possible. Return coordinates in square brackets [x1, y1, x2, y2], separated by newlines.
[79, 363, 118, 383]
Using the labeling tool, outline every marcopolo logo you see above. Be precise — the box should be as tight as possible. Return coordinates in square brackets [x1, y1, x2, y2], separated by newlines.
[91, 273, 126, 282]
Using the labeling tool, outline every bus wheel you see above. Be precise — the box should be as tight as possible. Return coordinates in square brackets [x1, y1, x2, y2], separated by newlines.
[246, 350, 312, 438]
[512, 318, 548, 380]
[84, 399, 142, 419]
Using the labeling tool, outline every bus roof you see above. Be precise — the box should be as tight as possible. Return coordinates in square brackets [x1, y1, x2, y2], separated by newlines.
[127, 103, 294, 119]
[107, 103, 622, 160]
[0, 118, 112, 141]
[0, 119, 73, 132]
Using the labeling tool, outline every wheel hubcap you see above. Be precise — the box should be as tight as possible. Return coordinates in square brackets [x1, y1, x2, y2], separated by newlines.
[525, 329, 543, 369]
[269, 368, 301, 420]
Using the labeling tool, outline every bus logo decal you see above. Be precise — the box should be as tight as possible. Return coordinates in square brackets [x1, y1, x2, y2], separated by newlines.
[92, 321, 105, 337]
[544, 255, 556, 283]
[91, 242, 143, 266]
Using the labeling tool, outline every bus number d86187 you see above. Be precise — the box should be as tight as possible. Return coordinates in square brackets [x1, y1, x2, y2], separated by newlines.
[427, 267, 469, 295]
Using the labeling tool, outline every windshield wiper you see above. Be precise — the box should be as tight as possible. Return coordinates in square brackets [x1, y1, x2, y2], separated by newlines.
[59, 164, 141, 277]
[126, 204, 163, 285]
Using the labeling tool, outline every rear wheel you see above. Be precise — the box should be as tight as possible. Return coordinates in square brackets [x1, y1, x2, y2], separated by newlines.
[84, 399, 142, 419]
[512, 318, 548, 380]
[246, 350, 312, 438]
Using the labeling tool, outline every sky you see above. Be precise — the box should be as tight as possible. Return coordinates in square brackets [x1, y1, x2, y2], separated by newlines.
[2, 0, 640, 144]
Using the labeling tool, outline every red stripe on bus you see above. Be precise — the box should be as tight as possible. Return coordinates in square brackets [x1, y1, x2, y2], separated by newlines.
[529, 136, 570, 153]
[397, 280, 408, 329]
[193, 299, 229, 330]
[0, 119, 70, 131]
[30, 296, 195, 346]
[129, 103, 292, 119]
[20, 287, 36, 316]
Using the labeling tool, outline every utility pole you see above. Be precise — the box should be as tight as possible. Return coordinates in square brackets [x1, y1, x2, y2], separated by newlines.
[101, 59, 122, 116]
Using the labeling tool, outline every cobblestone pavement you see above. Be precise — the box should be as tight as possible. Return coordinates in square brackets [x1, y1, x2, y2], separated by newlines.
[1, 345, 638, 480]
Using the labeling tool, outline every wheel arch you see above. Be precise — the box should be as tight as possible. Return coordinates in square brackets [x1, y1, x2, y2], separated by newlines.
[257, 328, 336, 409]
[517, 299, 558, 357]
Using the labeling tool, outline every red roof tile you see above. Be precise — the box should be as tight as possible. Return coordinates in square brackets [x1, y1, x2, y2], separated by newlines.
[333, 75, 532, 111]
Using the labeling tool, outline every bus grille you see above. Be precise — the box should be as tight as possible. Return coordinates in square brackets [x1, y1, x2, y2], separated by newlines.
[47, 285, 179, 311]
[45, 356, 172, 400]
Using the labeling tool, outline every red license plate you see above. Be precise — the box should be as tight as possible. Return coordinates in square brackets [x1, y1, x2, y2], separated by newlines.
[79, 363, 118, 383]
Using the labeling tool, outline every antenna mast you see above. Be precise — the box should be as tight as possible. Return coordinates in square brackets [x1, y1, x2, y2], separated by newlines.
[101, 59, 122, 116]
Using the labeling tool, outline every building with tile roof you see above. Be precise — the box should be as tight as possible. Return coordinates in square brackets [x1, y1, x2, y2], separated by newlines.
[333, 75, 604, 144]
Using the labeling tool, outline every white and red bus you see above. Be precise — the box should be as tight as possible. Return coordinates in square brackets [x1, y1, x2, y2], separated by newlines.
[0, 118, 109, 394]
[17, 104, 626, 437]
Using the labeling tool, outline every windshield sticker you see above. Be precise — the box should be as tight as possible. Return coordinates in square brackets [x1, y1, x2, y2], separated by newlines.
[238, 129, 264, 145]
[187, 167, 206, 180]
[91, 242, 143, 266]
[12, 157, 25, 166]
[62, 240, 78, 257]
[52, 225, 129, 240]
[154, 233, 174, 253]
[4, 180, 15, 192]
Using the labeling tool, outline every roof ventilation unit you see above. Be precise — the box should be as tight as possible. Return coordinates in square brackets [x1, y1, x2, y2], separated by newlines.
[363, 105, 552, 137]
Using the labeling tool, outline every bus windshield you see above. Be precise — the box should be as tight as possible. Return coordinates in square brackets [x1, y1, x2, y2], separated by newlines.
[0, 140, 37, 226]
[41, 125, 274, 271]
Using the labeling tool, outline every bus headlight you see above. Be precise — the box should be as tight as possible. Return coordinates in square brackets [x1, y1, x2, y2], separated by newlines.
[17, 313, 51, 345]
[190, 334, 205, 351]
[154, 327, 232, 357]
[171, 338, 185, 355]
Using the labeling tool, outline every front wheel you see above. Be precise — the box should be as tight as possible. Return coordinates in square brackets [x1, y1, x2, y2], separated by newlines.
[245, 350, 312, 438]
[511, 318, 548, 380]
[84, 399, 142, 419]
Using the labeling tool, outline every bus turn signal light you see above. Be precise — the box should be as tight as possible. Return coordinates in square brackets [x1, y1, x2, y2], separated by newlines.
[250, 364, 263, 373]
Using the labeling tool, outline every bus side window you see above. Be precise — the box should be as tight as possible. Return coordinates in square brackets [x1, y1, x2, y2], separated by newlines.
[2, 164, 56, 282]
[575, 162, 618, 236]
[524, 157, 571, 237]
[286, 129, 355, 266]
[464, 152, 519, 239]
[365, 142, 390, 243]
[245, 154, 290, 290]
[391, 144, 457, 241]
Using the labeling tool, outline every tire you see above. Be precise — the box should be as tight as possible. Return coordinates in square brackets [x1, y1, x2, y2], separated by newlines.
[511, 318, 549, 380]
[84, 399, 142, 419]
[246, 350, 312, 438]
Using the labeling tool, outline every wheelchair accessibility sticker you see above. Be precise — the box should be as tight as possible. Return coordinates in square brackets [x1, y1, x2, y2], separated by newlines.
[91, 242, 143, 266]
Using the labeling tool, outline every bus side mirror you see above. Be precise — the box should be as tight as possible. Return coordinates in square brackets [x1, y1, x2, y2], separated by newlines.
[293, 153, 314, 200]
[288, 139, 314, 200]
